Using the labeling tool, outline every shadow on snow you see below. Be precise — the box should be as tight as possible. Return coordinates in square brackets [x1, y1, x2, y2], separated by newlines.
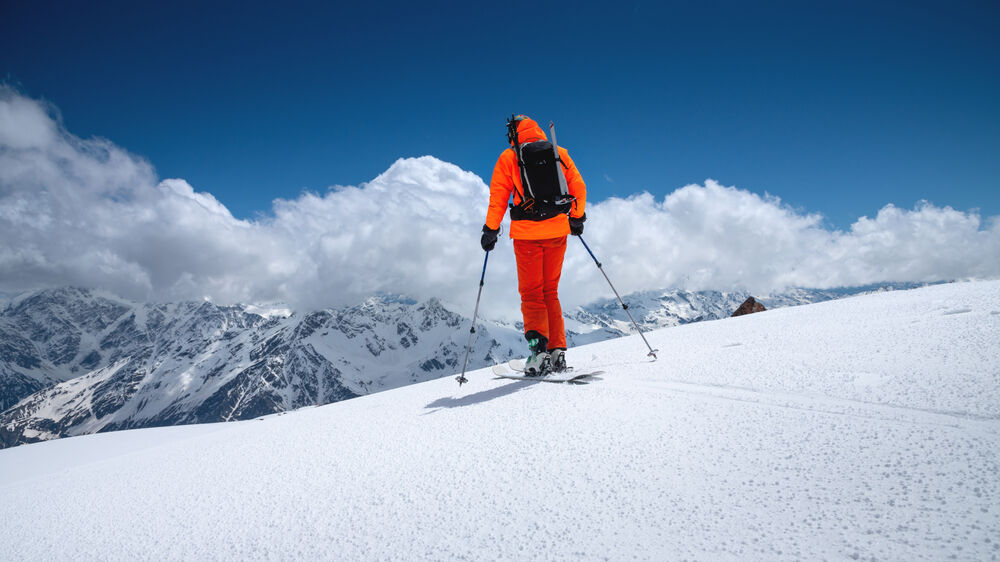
[424, 379, 534, 412]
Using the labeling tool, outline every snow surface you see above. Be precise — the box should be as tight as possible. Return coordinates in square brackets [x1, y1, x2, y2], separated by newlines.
[1, 281, 998, 561]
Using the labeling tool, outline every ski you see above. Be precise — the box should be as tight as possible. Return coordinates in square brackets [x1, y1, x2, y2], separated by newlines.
[492, 363, 603, 384]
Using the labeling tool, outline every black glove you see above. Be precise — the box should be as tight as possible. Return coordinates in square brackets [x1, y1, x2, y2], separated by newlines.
[481, 225, 500, 251]
[569, 213, 586, 236]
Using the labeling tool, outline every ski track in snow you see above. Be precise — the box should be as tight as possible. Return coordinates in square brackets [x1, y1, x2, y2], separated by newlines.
[1, 281, 999, 561]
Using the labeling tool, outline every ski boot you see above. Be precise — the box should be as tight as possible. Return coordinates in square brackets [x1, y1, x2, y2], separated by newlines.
[523, 331, 550, 377]
[549, 348, 567, 372]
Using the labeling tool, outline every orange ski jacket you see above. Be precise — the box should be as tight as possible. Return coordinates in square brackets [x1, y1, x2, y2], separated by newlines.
[485, 118, 587, 240]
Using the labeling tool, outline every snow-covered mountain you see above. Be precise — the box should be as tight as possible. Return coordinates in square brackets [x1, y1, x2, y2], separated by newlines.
[565, 287, 854, 344]
[1, 281, 996, 561]
[0, 288, 527, 447]
[0, 284, 922, 448]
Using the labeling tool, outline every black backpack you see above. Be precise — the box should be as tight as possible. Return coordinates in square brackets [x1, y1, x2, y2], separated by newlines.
[506, 115, 576, 221]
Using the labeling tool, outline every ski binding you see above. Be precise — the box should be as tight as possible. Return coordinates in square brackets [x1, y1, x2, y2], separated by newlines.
[492, 362, 603, 384]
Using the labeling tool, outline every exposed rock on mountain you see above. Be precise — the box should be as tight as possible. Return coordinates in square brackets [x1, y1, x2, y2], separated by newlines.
[731, 297, 767, 317]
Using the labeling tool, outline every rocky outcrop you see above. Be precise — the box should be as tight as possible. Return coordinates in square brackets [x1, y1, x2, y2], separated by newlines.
[731, 297, 766, 317]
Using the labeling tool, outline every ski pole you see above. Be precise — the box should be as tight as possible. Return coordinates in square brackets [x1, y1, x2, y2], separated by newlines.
[456, 251, 490, 385]
[577, 235, 658, 360]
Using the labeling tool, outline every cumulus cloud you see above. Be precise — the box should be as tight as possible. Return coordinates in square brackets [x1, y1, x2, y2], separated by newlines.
[573, 187, 1000, 301]
[1, 88, 998, 320]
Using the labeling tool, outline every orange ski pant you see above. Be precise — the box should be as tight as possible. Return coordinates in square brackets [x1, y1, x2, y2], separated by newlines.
[513, 236, 567, 350]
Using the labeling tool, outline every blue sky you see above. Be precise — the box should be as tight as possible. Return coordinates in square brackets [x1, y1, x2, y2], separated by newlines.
[2, 0, 998, 229]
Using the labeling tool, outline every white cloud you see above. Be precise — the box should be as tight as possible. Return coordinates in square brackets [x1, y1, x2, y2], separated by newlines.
[0, 93, 56, 149]
[573, 187, 1000, 302]
[2, 88, 998, 320]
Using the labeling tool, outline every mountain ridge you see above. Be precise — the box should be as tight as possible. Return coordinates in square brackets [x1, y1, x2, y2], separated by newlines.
[0, 283, 929, 447]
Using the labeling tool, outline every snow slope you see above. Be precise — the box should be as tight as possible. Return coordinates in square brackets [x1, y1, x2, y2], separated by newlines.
[1, 281, 998, 561]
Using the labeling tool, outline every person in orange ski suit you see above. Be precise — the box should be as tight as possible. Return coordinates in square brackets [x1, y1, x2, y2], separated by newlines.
[480, 115, 587, 373]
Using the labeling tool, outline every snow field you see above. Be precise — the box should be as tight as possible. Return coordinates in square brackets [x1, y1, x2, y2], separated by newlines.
[1, 280, 998, 560]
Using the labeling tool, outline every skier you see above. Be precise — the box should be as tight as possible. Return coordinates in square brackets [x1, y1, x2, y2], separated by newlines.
[480, 114, 587, 375]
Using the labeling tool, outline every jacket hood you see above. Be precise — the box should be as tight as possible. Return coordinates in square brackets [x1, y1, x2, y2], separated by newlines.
[511, 117, 547, 146]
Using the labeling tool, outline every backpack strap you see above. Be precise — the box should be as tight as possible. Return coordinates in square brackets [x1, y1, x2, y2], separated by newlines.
[512, 140, 536, 200]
